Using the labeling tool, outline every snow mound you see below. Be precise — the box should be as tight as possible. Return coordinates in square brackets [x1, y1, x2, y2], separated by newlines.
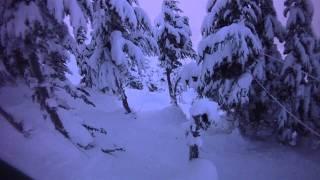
[187, 159, 218, 180]
[173, 159, 218, 180]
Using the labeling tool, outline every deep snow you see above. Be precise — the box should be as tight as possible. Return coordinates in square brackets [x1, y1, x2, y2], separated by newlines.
[1, 86, 320, 180]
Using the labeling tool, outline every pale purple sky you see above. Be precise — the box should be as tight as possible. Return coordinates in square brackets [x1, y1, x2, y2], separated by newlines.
[139, 0, 320, 47]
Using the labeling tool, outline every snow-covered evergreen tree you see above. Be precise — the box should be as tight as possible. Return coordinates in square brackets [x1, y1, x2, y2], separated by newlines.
[239, 0, 286, 138]
[81, 0, 158, 113]
[310, 39, 320, 131]
[0, 0, 91, 138]
[198, 0, 262, 109]
[155, 0, 196, 105]
[279, 0, 319, 143]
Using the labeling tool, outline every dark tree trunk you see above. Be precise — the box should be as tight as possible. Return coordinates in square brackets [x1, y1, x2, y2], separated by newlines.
[166, 68, 177, 105]
[0, 106, 24, 134]
[114, 73, 132, 114]
[121, 90, 132, 114]
[173, 77, 181, 104]
[41, 89, 69, 139]
[189, 144, 199, 161]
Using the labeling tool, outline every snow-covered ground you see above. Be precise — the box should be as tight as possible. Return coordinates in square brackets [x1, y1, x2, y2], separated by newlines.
[1, 86, 320, 180]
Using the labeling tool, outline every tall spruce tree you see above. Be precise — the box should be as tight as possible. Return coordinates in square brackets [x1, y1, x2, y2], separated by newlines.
[81, 0, 158, 113]
[198, 0, 262, 110]
[240, 0, 286, 138]
[0, 0, 91, 137]
[155, 0, 196, 105]
[310, 39, 320, 131]
[278, 0, 318, 144]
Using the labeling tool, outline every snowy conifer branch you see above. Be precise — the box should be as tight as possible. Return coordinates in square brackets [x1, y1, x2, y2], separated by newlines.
[254, 78, 320, 138]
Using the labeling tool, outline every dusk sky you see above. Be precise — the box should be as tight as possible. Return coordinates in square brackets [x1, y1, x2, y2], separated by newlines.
[139, 0, 320, 48]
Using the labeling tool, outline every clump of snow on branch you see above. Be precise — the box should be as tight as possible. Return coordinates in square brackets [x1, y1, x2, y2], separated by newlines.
[198, 21, 262, 106]
[179, 62, 201, 90]
[109, 0, 138, 28]
[198, 22, 262, 69]
[201, 0, 231, 36]
[110, 30, 145, 71]
[4, 1, 42, 38]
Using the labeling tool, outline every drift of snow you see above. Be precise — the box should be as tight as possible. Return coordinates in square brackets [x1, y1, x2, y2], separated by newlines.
[1, 85, 320, 180]
[172, 159, 218, 180]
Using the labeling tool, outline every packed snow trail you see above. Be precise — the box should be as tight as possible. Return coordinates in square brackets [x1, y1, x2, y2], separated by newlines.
[1, 87, 320, 180]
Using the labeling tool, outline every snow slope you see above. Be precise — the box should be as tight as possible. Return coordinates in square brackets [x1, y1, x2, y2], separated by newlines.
[1, 86, 320, 180]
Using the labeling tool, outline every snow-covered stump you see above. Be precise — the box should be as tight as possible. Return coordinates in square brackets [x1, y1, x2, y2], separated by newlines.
[187, 114, 210, 161]
[184, 98, 230, 179]
[187, 99, 223, 161]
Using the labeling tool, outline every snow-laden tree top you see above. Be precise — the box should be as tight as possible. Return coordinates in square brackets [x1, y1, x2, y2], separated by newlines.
[201, 0, 261, 37]
[155, 0, 196, 70]
[81, 0, 158, 89]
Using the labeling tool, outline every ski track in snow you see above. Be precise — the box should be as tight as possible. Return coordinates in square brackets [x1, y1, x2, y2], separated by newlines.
[1, 87, 320, 180]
